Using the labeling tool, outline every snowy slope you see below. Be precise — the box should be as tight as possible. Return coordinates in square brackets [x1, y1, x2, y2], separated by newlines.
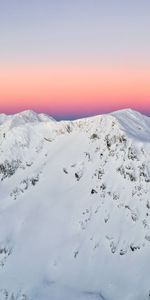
[0, 109, 150, 300]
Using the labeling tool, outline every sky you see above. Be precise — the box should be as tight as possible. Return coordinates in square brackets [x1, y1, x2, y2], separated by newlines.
[0, 0, 150, 119]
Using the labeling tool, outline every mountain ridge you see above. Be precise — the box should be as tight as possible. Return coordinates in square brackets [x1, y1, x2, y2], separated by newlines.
[0, 107, 149, 122]
[0, 108, 150, 300]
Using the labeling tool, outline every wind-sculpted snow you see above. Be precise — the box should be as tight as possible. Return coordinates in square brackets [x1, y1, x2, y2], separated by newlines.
[0, 109, 150, 300]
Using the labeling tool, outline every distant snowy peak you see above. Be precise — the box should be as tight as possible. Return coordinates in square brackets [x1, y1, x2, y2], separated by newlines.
[111, 108, 150, 142]
[11, 109, 56, 123]
[0, 110, 56, 128]
[111, 108, 149, 123]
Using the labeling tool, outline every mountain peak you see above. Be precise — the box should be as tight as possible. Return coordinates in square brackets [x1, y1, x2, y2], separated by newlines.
[16, 109, 56, 122]
[0, 109, 56, 128]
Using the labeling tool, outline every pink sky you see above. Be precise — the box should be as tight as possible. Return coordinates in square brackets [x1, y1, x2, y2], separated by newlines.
[0, 64, 149, 118]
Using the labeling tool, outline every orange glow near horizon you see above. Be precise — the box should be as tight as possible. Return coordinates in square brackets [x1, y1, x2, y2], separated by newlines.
[0, 64, 149, 116]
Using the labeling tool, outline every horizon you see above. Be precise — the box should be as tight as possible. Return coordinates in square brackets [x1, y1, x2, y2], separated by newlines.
[0, 107, 149, 121]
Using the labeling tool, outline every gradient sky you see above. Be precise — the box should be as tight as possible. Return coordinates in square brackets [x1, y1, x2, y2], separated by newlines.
[0, 0, 150, 119]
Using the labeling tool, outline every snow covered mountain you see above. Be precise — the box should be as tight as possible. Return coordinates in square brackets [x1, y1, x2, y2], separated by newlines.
[0, 108, 150, 300]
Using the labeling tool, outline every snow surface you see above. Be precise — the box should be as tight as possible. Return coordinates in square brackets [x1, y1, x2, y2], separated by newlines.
[0, 109, 150, 300]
